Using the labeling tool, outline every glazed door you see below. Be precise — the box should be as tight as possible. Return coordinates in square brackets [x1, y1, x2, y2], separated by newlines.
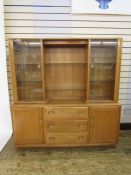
[12, 107, 44, 145]
[12, 39, 43, 102]
[89, 39, 120, 101]
[89, 105, 120, 144]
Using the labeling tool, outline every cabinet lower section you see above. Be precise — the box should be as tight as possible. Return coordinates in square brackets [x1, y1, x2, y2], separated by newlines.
[11, 104, 121, 147]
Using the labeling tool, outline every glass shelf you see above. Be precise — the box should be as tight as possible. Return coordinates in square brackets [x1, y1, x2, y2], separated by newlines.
[16, 63, 40, 65]
[90, 80, 114, 82]
[17, 80, 42, 83]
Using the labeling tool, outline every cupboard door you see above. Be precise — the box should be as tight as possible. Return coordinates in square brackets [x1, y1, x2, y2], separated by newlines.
[12, 107, 43, 145]
[89, 105, 120, 144]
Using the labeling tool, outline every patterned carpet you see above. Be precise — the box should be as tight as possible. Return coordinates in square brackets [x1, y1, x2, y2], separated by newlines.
[0, 131, 131, 175]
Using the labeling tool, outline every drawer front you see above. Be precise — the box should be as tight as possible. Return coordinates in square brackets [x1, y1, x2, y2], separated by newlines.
[46, 133, 88, 145]
[44, 107, 88, 120]
[45, 120, 88, 133]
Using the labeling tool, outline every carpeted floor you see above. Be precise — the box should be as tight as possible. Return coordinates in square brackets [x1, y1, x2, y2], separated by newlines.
[0, 131, 131, 175]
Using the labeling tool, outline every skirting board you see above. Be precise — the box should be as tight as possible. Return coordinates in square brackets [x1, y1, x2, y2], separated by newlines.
[0, 131, 12, 152]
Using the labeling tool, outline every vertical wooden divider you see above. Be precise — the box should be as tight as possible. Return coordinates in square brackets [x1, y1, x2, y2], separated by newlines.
[114, 38, 122, 102]
[40, 39, 46, 102]
[86, 39, 91, 102]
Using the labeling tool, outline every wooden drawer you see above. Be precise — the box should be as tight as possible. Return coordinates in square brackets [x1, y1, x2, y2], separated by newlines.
[44, 107, 88, 120]
[45, 133, 88, 145]
[45, 120, 88, 133]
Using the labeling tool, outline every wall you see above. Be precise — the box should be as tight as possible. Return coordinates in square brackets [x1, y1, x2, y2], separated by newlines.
[4, 0, 131, 123]
[0, 0, 12, 151]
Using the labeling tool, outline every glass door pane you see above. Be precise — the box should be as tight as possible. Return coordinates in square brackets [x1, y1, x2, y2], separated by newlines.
[13, 39, 43, 101]
[89, 39, 117, 101]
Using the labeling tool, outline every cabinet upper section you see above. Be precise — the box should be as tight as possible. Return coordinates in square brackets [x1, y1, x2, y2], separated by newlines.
[9, 38, 122, 104]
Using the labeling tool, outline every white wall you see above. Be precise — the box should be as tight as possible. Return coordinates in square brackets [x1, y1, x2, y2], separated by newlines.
[4, 0, 131, 123]
[0, 0, 12, 151]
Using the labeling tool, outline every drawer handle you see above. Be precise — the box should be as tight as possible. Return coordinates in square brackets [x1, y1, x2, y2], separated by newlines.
[48, 124, 55, 128]
[49, 137, 55, 141]
[48, 111, 55, 114]
[79, 124, 84, 128]
[91, 116, 94, 125]
[78, 136, 84, 140]
[79, 110, 85, 114]
[39, 118, 43, 124]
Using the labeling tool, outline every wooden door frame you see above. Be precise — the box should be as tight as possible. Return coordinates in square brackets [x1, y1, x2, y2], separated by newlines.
[9, 39, 18, 103]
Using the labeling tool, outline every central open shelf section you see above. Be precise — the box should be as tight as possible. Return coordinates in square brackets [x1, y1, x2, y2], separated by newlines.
[44, 40, 88, 103]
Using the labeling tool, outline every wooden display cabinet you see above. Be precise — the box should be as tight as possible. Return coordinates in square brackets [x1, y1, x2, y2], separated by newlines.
[9, 38, 122, 147]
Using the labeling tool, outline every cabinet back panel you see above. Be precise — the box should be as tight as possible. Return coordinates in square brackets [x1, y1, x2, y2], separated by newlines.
[44, 45, 87, 100]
